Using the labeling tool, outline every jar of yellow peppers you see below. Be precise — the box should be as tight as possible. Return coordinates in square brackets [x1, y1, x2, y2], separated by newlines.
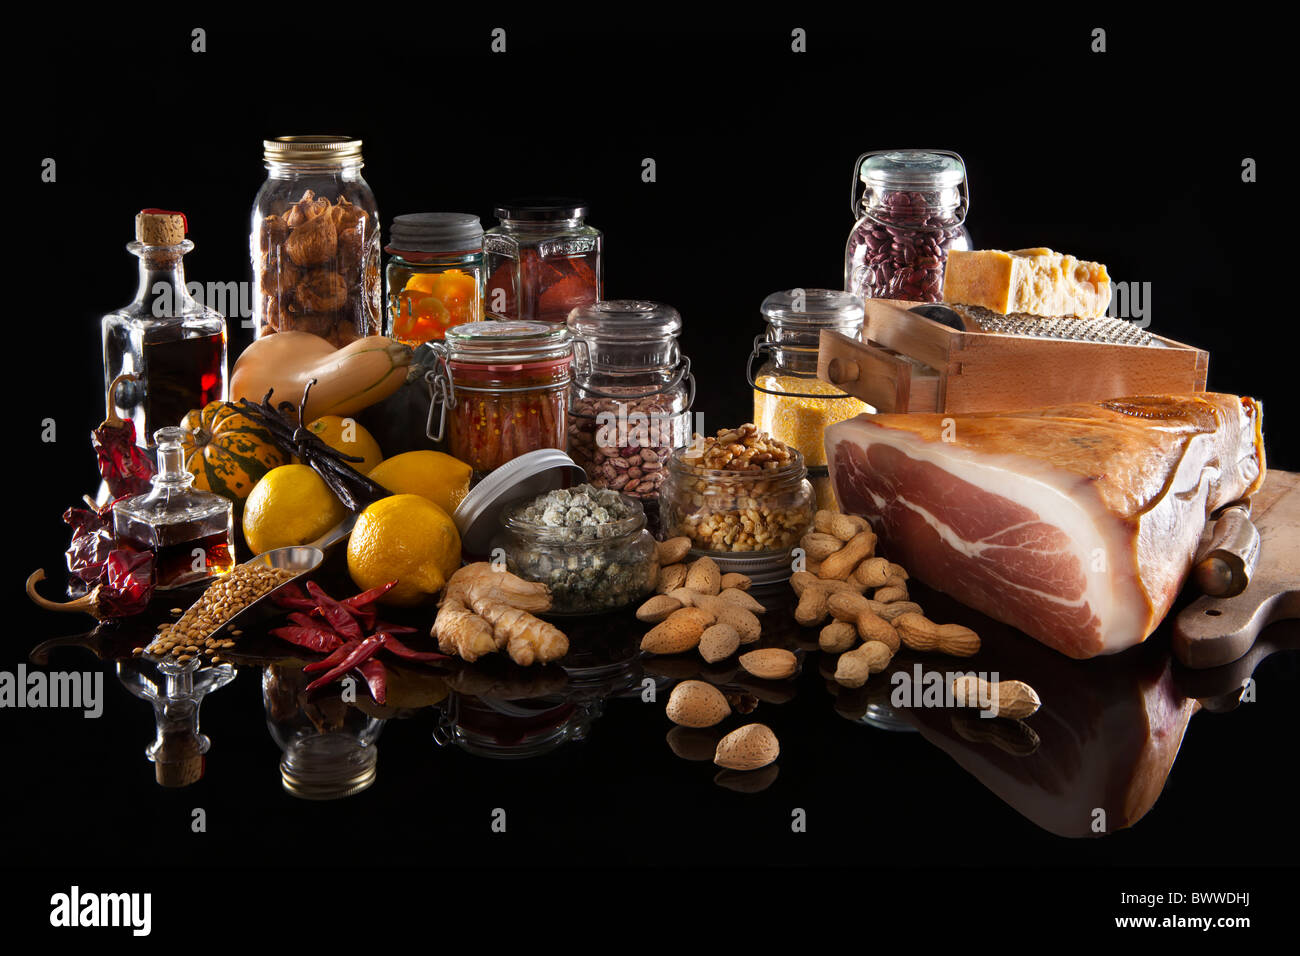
[748, 289, 872, 510]
[385, 213, 484, 346]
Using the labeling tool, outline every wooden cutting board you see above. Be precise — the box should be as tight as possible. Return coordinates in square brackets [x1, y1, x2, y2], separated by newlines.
[1173, 469, 1300, 668]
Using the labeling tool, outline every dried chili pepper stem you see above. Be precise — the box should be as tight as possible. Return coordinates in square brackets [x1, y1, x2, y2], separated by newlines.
[25, 570, 100, 616]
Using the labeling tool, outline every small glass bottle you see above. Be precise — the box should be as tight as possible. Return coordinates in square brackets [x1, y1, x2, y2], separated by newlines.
[102, 210, 228, 450]
[483, 198, 601, 322]
[113, 426, 235, 589]
[385, 212, 485, 347]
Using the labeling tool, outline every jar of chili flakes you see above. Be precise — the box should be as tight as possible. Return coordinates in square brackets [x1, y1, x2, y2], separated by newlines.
[427, 320, 573, 477]
[484, 198, 601, 323]
[385, 213, 484, 346]
[566, 300, 695, 528]
[844, 149, 971, 303]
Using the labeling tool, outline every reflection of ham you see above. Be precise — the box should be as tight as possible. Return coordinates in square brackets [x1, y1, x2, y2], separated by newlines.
[827, 394, 1265, 658]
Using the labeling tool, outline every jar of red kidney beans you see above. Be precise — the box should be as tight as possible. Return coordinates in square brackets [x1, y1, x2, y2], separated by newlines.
[844, 150, 970, 303]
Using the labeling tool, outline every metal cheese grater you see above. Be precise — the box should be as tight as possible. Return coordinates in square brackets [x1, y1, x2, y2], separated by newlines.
[911, 303, 1161, 348]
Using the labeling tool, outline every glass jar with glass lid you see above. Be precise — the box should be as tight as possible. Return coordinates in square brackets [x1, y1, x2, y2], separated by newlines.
[566, 300, 695, 522]
[385, 212, 484, 347]
[483, 198, 601, 323]
[845, 149, 970, 303]
[252, 135, 381, 345]
[426, 320, 574, 477]
[748, 288, 872, 509]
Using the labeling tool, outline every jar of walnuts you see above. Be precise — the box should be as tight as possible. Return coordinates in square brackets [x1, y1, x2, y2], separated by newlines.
[659, 425, 813, 556]
[252, 136, 382, 346]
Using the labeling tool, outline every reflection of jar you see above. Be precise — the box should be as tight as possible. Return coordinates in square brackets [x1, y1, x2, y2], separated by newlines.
[484, 198, 601, 322]
[566, 301, 694, 521]
[252, 136, 381, 345]
[501, 493, 657, 615]
[845, 150, 970, 303]
[385, 213, 484, 346]
[749, 289, 871, 510]
[660, 447, 814, 558]
[427, 320, 573, 477]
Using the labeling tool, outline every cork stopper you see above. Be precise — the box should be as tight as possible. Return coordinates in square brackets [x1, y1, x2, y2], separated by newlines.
[156, 754, 205, 787]
[135, 208, 188, 245]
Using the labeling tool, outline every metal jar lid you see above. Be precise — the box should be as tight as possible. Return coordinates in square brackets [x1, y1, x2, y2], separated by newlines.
[387, 213, 484, 255]
[494, 197, 589, 222]
[453, 449, 588, 559]
[264, 135, 364, 165]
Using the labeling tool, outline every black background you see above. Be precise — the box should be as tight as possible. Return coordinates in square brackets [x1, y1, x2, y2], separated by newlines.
[7, 10, 1294, 938]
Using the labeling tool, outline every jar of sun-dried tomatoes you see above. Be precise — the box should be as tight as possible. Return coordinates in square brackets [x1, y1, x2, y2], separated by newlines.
[426, 320, 574, 478]
[484, 198, 601, 323]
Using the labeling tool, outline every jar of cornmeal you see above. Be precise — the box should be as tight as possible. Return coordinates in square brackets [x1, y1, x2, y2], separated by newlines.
[748, 289, 871, 509]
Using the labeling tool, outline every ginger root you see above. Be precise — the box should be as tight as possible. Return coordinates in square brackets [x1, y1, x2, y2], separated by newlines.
[433, 564, 566, 666]
[434, 598, 500, 662]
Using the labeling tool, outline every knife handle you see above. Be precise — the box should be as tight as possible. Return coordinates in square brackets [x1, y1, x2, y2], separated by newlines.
[1192, 503, 1260, 597]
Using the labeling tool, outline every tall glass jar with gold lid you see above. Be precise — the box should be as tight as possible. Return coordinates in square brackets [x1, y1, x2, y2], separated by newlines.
[251, 135, 381, 346]
[748, 288, 872, 509]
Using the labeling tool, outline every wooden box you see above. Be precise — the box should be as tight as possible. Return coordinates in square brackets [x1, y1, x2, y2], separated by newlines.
[817, 299, 1209, 413]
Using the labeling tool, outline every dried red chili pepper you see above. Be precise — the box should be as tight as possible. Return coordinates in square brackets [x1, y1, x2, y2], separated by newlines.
[26, 548, 155, 620]
[302, 639, 362, 674]
[306, 581, 364, 642]
[62, 497, 121, 584]
[272, 583, 318, 612]
[304, 635, 383, 692]
[269, 626, 345, 654]
[341, 581, 397, 610]
[376, 631, 449, 663]
[357, 659, 388, 704]
[371, 621, 418, 635]
[94, 373, 156, 499]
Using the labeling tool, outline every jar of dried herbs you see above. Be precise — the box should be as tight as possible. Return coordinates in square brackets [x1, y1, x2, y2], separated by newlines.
[500, 484, 657, 615]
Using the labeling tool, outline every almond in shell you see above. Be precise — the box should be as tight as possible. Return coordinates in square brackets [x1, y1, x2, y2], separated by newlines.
[665, 680, 731, 728]
[713, 722, 780, 771]
[738, 647, 798, 680]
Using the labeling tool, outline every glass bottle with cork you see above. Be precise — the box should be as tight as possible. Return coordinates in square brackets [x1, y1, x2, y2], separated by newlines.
[113, 426, 235, 589]
[102, 210, 228, 451]
[748, 289, 872, 510]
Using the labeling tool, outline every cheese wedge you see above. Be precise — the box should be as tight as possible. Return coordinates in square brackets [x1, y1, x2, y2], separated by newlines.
[943, 248, 1111, 318]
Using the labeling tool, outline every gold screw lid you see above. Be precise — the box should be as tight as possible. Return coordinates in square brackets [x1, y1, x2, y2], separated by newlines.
[135, 209, 187, 245]
[264, 135, 363, 165]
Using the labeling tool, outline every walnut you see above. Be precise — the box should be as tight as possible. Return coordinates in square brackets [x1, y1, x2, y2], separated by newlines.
[285, 212, 337, 266]
[296, 270, 349, 312]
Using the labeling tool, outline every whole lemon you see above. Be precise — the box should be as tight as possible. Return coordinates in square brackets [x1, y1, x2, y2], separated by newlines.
[307, 416, 384, 474]
[347, 494, 462, 606]
[367, 450, 472, 516]
[243, 464, 349, 555]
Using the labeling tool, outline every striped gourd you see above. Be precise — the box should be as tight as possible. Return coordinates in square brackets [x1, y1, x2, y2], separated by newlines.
[179, 401, 288, 502]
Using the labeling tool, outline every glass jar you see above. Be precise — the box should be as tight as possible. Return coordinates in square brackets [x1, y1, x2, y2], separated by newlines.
[385, 213, 484, 347]
[566, 300, 695, 522]
[845, 150, 971, 303]
[102, 210, 227, 450]
[427, 320, 573, 477]
[252, 136, 381, 346]
[660, 446, 814, 556]
[501, 493, 657, 615]
[484, 198, 602, 322]
[749, 289, 871, 510]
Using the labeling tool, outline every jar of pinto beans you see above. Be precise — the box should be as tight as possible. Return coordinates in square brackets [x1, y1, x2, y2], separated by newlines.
[845, 150, 970, 303]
